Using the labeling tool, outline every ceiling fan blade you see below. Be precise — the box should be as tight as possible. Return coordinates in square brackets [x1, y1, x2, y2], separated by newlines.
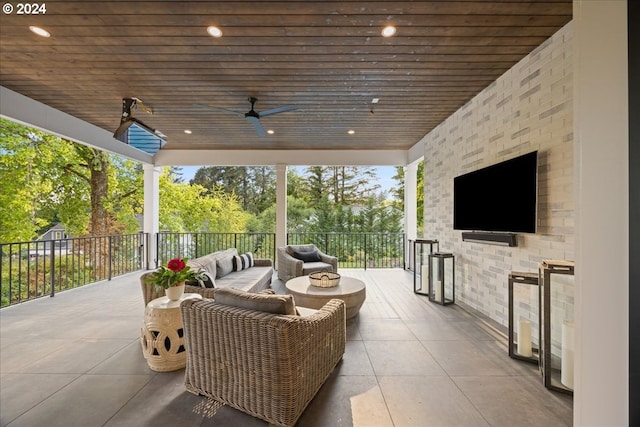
[193, 103, 244, 117]
[245, 115, 267, 137]
[258, 104, 297, 117]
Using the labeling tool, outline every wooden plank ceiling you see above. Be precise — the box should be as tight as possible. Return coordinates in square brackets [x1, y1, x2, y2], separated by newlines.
[0, 1, 572, 152]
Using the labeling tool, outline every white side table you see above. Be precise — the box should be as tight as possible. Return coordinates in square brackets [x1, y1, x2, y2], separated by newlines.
[140, 293, 202, 372]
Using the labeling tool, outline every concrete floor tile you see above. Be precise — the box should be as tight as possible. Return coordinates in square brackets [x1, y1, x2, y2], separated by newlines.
[357, 318, 416, 341]
[423, 340, 511, 377]
[25, 339, 133, 374]
[452, 375, 573, 427]
[298, 372, 394, 427]
[379, 375, 490, 427]
[7, 374, 151, 427]
[0, 373, 80, 426]
[335, 340, 375, 376]
[404, 318, 470, 341]
[105, 371, 213, 427]
[364, 340, 445, 376]
[88, 340, 155, 375]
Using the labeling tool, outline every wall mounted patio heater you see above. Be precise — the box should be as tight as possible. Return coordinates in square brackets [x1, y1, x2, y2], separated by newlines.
[113, 98, 166, 155]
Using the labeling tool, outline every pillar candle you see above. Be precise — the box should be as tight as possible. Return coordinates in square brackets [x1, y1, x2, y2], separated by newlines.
[561, 321, 574, 389]
[435, 280, 442, 302]
[421, 265, 429, 292]
[517, 318, 533, 357]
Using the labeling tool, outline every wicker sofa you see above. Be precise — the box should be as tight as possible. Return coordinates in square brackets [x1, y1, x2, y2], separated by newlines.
[277, 244, 338, 282]
[140, 248, 273, 306]
[181, 291, 346, 427]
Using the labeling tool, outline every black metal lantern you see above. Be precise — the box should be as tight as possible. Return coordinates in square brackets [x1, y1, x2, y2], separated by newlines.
[428, 252, 455, 305]
[508, 271, 540, 364]
[539, 260, 575, 395]
[413, 239, 439, 295]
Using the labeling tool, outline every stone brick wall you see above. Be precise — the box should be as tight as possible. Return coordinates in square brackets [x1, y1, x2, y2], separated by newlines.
[422, 22, 574, 331]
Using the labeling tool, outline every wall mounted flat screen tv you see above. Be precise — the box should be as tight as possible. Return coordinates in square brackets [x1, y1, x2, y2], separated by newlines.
[453, 151, 538, 233]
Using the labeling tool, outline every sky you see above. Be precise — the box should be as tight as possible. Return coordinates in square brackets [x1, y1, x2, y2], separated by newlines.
[178, 165, 399, 195]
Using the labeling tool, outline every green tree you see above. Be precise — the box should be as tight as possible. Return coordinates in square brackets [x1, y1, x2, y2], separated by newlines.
[392, 162, 424, 234]
[0, 119, 70, 241]
[191, 166, 275, 215]
[0, 119, 144, 242]
[159, 169, 249, 232]
[327, 166, 380, 205]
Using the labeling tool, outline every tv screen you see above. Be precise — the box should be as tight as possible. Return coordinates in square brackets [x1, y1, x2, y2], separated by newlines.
[453, 151, 538, 233]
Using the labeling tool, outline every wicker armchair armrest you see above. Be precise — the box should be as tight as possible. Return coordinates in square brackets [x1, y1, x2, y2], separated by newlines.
[277, 247, 304, 281]
[180, 298, 346, 427]
[316, 249, 338, 272]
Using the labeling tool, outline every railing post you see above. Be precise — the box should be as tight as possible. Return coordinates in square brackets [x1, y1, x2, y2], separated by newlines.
[108, 235, 113, 280]
[49, 240, 55, 297]
[138, 232, 144, 270]
[402, 233, 407, 270]
[364, 233, 367, 270]
[155, 233, 160, 268]
[194, 233, 199, 259]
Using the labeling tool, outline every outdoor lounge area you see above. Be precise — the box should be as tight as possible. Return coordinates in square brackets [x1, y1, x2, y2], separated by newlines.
[0, 269, 572, 427]
[0, 1, 635, 425]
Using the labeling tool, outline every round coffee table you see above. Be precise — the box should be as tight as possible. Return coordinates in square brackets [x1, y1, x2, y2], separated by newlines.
[285, 275, 366, 319]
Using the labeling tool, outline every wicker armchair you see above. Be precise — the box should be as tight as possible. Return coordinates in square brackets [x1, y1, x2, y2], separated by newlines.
[180, 297, 346, 427]
[277, 244, 338, 282]
[139, 271, 215, 307]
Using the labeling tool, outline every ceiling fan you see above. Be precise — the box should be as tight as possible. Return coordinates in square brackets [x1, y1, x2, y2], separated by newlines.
[195, 97, 297, 137]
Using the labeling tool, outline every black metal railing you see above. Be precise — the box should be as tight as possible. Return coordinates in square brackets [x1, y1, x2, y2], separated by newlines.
[1, 231, 406, 308]
[155, 232, 276, 267]
[0, 233, 146, 308]
[287, 232, 405, 269]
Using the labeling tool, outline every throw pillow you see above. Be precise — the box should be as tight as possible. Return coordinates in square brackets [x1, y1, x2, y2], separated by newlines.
[215, 255, 235, 279]
[213, 287, 297, 315]
[232, 252, 254, 271]
[186, 270, 216, 288]
[291, 249, 321, 263]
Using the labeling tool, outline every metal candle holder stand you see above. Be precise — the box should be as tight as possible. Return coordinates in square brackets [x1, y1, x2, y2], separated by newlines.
[508, 271, 540, 364]
[428, 252, 455, 305]
[413, 239, 439, 296]
[539, 260, 575, 395]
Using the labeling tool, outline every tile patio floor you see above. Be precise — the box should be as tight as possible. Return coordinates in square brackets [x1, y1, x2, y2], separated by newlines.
[0, 268, 572, 426]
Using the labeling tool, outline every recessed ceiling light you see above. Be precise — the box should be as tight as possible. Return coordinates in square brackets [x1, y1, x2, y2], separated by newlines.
[381, 25, 396, 37]
[348, 130, 355, 135]
[184, 129, 192, 134]
[372, 98, 379, 104]
[29, 26, 50, 38]
[207, 26, 222, 37]
[267, 129, 275, 135]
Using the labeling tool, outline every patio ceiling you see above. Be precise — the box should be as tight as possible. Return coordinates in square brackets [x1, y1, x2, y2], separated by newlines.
[0, 1, 572, 153]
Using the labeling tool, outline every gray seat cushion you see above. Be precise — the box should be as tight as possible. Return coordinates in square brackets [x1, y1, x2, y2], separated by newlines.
[302, 262, 333, 276]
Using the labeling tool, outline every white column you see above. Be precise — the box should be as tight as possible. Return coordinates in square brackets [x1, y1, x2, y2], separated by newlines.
[143, 164, 162, 269]
[573, 1, 629, 425]
[404, 160, 419, 269]
[275, 164, 288, 265]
